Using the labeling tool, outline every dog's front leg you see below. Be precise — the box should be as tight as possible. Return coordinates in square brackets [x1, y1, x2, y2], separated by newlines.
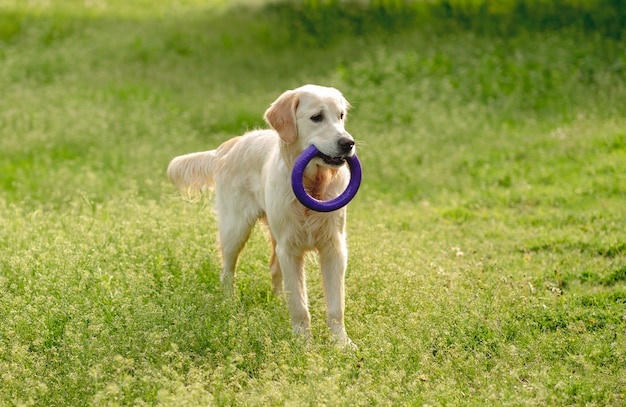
[319, 238, 354, 348]
[276, 244, 311, 338]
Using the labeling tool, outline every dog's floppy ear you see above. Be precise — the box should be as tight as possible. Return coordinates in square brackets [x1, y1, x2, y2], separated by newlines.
[264, 90, 299, 144]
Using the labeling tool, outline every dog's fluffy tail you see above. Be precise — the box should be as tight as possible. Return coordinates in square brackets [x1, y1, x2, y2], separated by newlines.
[167, 150, 218, 197]
[167, 136, 241, 199]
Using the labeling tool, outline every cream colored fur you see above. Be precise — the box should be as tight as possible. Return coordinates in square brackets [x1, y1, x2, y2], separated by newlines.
[167, 85, 356, 347]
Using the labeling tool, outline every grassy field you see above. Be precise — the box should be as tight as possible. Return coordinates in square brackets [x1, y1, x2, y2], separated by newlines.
[1, 0, 625, 405]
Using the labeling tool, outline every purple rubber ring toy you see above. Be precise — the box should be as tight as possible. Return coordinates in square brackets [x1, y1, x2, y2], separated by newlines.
[291, 145, 362, 212]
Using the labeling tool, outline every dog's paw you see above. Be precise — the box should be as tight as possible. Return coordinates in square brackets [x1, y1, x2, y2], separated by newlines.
[331, 334, 357, 351]
[292, 324, 313, 341]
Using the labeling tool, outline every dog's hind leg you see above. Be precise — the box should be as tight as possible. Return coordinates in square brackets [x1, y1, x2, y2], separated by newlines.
[268, 233, 283, 296]
[216, 207, 257, 294]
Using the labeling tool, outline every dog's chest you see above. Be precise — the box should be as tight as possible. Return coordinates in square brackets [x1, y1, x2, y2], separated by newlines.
[296, 208, 344, 248]
[303, 166, 339, 200]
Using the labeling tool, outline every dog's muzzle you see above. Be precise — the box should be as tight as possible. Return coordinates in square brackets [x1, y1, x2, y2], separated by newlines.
[316, 137, 355, 166]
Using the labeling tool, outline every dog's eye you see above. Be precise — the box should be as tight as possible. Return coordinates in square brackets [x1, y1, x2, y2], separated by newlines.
[340, 112, 345, 120]
[310, 113, 323, 123]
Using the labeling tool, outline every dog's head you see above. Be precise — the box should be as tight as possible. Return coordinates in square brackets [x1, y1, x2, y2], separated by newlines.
[264, 84, 355, 167]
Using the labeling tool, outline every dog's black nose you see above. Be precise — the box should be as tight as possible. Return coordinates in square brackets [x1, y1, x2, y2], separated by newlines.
[338, 137, 355, 154]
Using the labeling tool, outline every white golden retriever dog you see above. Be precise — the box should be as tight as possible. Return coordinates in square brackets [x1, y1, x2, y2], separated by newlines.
[167, 85, 357, 347]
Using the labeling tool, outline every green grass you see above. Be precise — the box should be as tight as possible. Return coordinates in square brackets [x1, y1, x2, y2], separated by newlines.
[1, 0, 625, 405]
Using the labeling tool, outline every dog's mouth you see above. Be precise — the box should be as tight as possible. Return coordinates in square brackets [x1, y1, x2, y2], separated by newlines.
[316, 151, 347, 166]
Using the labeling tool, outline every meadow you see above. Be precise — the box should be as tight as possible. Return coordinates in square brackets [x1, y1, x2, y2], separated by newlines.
[1, 0, 625, 405]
